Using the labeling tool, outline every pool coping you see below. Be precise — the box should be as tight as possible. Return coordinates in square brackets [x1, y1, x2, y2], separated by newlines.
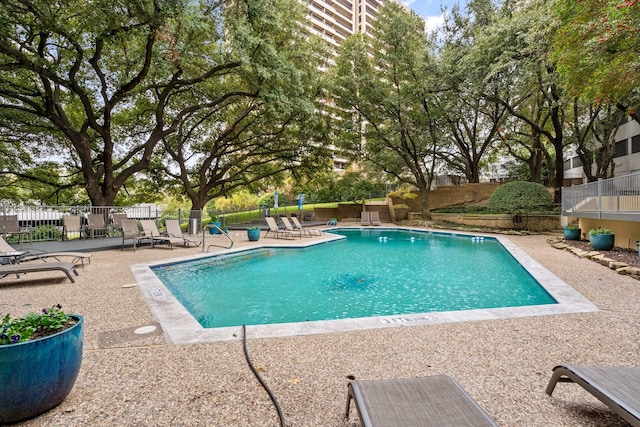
[131, 227, 599, 344]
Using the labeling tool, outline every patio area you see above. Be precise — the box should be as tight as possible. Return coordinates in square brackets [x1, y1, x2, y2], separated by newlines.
[1, 227, 639, 426]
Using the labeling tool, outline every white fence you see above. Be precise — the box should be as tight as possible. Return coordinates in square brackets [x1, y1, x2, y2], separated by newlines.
[0, 203, 201, 242]
[562, 172, 640, 221]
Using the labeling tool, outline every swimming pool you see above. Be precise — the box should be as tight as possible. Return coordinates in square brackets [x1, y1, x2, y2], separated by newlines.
[152, 229, 555, 328]
[132, 227, 598, 343]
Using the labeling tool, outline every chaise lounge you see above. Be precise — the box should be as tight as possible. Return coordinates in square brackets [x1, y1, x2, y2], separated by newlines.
[345, 375, 498, 427]
[0, 236, 91, 267]
[165, 219, 202, 247]
[0, 262, 79, 283]
[264, 217, 295, 240]
[546, 364, 640, 427]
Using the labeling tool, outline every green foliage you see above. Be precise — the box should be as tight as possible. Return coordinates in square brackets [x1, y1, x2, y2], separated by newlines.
[486, 181, 553, 214]
[334, 172, 380, 204]
[553, 0, 640, 102]
[433, 205, 488, 214]
[1, 305, 75, 345]
[31, 225, 63, 241]
[589, 228, 612, 235]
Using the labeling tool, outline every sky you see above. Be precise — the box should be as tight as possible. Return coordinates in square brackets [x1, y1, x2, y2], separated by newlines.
[403, 0, 467, 31]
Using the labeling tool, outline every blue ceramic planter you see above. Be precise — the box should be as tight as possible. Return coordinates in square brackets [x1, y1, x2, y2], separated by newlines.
[563, 227, 581, 241]
[590, 233, 615, 251]
[208, 221, 221, 235]
[0, 315, 83, 423]
[247, 228, 261, 241]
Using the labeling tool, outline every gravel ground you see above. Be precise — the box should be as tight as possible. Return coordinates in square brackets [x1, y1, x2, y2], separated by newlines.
[1, 229, 639, 427]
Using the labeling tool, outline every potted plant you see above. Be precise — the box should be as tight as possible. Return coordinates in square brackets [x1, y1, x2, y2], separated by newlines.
[563, 225, 581, 241]
[207, 213, 221, 235]
[247, 226, 261, 241]
[0, 305, 83, 423]
[589, 228, 615, 251]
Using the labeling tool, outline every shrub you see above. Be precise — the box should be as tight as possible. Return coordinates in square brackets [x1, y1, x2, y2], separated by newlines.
[486, 181, 553, 214]
[31, 224, 63, 241]
[589, 228, 612, 235]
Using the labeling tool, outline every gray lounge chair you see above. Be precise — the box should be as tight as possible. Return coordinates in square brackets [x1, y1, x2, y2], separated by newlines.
[140, 220, 184, 249]
[264, 217, 295, 240]
[290, 216, 322, 236]
[62, 215, 84, 240]
[546, 364, 640, 427]
[87, 214, 109, 238]
[0, 262, 78, 283]
[0, 236, 91, 267]
[280, 217, 303, 238]
[0, 215, 31, 243]
[346, 376, 498, 427]
[369, 211, 381, 226]
[165, 219, 202, 247]
[121, 219, 151, 251]
[360, 211, 371, 226]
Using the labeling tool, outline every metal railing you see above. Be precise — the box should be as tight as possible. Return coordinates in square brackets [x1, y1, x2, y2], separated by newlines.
[0, 203, 202, 243]
[562, 172, 640, 221]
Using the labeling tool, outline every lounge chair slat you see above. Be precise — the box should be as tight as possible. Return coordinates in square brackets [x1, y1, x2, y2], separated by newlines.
[0, 262, 77, 283]
[546, 364, 640, 426]
[346, 376, 497, 427]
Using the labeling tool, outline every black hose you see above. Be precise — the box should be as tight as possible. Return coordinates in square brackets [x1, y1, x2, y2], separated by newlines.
[242, 324, 286, 427]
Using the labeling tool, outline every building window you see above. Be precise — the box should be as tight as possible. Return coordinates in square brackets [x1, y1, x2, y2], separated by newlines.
[632, 134, 640, 153]
[572, 156, 582, 168]
[563, 159, 571, 171]
[613, 139, 628, 158]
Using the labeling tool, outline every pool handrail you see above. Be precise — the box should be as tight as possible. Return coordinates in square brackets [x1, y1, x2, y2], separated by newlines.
[204, 223, 233, 251]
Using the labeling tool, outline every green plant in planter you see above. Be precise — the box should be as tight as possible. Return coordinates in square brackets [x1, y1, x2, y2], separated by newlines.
[1, 304, 76, 345]
[589, 227, 612, 235]
[589, 228, 615, 251]
[563, 225, 581, 240]
[1, 305, 83, 423]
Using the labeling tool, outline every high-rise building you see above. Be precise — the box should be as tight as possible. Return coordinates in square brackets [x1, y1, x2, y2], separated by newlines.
[302, 0, 405, 172]
[305, 0, 396, 54]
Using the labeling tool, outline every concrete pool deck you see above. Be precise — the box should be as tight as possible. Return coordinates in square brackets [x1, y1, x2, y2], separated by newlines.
[131, 228, 598, 344]
[2, 226, 639, 426]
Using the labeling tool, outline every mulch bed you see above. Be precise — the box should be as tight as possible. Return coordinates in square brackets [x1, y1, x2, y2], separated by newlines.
[558, 239, 640, 269]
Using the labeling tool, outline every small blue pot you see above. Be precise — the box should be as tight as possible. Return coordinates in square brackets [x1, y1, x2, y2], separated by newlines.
[208, 221, 221, 235]
[0, 315, 83, 423]
[590, 233, 615, 251]
[247, 228, 261, 241]
[563, 227, 581, 241]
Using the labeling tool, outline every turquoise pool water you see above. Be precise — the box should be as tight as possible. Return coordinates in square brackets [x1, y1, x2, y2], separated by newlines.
[151, 229, 556, 328]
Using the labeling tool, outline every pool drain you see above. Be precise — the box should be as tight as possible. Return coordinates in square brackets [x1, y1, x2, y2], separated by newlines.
[328, 273, 375, 292]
